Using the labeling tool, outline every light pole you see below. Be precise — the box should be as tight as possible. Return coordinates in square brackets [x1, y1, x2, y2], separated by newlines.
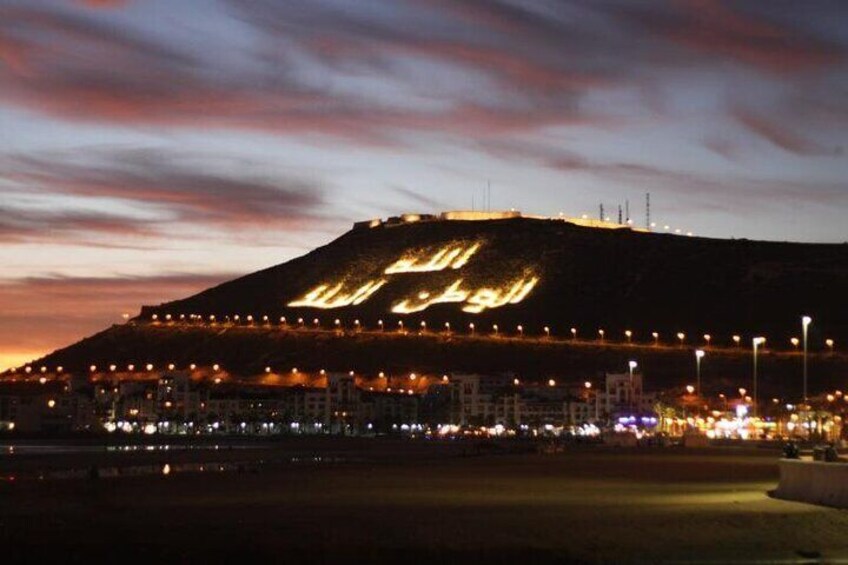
[695, 349, 705, 397]
[752, 337, 766, 418]
[628, 360, 638, 412]
[802, 316, 811, 405]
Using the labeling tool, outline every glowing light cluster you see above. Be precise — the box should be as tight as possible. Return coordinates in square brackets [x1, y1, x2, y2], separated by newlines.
[286, 239, 539, 314]
[391, 275, 538, 314]
[288, 279, 387, 309]
[384, 242, 480, 274]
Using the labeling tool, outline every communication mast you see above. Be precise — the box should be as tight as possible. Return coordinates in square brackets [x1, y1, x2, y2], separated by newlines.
[645, 193, 651, 230]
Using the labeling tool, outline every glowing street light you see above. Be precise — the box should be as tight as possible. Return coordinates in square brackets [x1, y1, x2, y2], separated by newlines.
[492, 324, 499, 335]
[598, 329, 605, 342]
[420, 321, 427, 332]
[378, 319, 384, 331]
[676, 332, 685, 346]
[570, 327, 577, 340]
[686, 385, 695, 395]
[752, 337, 766, 417]
[733, 335, 741, 347]
[625, 330, 632, 343]
[517, 325, 524, 336]
[790, 337, 800, 349]
[652, 332, 659, 345]
[444, 322, 451, 333]
[703, 334, 711, 346]
[826, 338, 834, 353]
[397, 320, 404, 332]
[543, 326, 550, 337]
[695, 349, 705, 396]
[312, 318, 320, 328]
[802, 316, 811, 403]
[628, 360, 638, 410]
[469, 322, 475, 335]
[548, 378, 556, 387]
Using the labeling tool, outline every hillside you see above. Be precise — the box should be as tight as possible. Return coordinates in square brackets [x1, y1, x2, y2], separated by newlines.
[144, 215, 848, 340]
[14, 214, 848, 392]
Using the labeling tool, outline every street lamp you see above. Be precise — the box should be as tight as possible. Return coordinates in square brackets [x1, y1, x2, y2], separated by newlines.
[628, 360, 638, 411]
[825, 338, 834, 353]
[802, 315, 811, 404]
[652, 332, 659, 345]
[492, 324, 499, 335]
[517, 325, 524, 336]
[469, 322, 475, 335]
[378, 319, 384, 331]
[444, 322, 451, 333]
[732, 335, 741, 347]
[598, 329, 605, 342]
[695, 349, 705, 396]
[677, 332, 685, 346]
[543, 326, 550, 338]
[790, 337, 799, 349]
[570, 327, 577, 340]
[625, 330, 632, 343]
[752, 337, 766, 418]
[703, 334, 711, 347]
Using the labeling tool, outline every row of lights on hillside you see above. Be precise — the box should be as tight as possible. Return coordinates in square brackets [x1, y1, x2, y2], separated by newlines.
[144, 312, 837, 351]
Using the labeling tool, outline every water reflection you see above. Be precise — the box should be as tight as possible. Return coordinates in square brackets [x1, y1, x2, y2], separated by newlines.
[1, 454, 347, 482]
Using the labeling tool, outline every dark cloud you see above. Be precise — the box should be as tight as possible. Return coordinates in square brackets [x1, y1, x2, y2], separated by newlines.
[0, 1, 841, 145]
[0, 148, 327, 244]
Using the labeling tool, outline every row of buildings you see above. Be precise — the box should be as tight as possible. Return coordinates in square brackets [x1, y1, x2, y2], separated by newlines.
[0, 371, 655, 435]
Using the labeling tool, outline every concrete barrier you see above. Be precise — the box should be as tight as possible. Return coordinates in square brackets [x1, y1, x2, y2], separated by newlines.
[774, 458, 848, 509]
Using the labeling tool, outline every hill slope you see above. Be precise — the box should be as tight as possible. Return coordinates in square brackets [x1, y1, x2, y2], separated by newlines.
[15, 216, 848, 392]
[145, 216, 848, 340]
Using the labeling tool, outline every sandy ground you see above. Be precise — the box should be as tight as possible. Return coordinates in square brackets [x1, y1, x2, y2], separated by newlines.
[1, 441, 847, 564]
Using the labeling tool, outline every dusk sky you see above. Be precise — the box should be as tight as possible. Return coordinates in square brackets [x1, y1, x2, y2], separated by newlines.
[1, 0, 847, 369]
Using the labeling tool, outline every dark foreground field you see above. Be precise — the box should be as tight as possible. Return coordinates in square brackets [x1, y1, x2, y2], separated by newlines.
[2, 440, 847, 564]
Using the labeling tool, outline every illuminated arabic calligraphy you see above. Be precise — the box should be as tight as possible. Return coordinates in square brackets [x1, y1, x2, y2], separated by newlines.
[384, 242, 480, 274]
[286, 238, 540, 313]
[391, 275, 539, 314]
[288, 279, 387, 309]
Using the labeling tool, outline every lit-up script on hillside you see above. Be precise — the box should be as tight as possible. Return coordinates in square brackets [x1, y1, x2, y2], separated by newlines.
[288, 279, 387, 309]
[384, 242, 480, 274]
[391, 276, 538, 314]
[286, 239, 540, 313]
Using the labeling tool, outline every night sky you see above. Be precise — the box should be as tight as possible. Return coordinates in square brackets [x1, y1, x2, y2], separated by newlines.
[1, 0, 847, 369]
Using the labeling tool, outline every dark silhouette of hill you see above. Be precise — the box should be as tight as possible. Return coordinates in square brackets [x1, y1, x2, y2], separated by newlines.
[145, 217, 848, 341]
[16, 216, 848, 393]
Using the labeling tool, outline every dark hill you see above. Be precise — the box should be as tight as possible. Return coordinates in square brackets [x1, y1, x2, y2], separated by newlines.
[145, 216, 848, 341]
[14, 216, 848, 394]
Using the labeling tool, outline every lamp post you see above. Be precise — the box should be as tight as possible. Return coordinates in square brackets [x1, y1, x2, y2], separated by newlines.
[695, 349, 705, 397]
[628, 360, 638, 412]
[652, 332, 659, 346]
[802, 316, 811, 404]
[677, 332, 685, 346]
[752, 337, 766, 418]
